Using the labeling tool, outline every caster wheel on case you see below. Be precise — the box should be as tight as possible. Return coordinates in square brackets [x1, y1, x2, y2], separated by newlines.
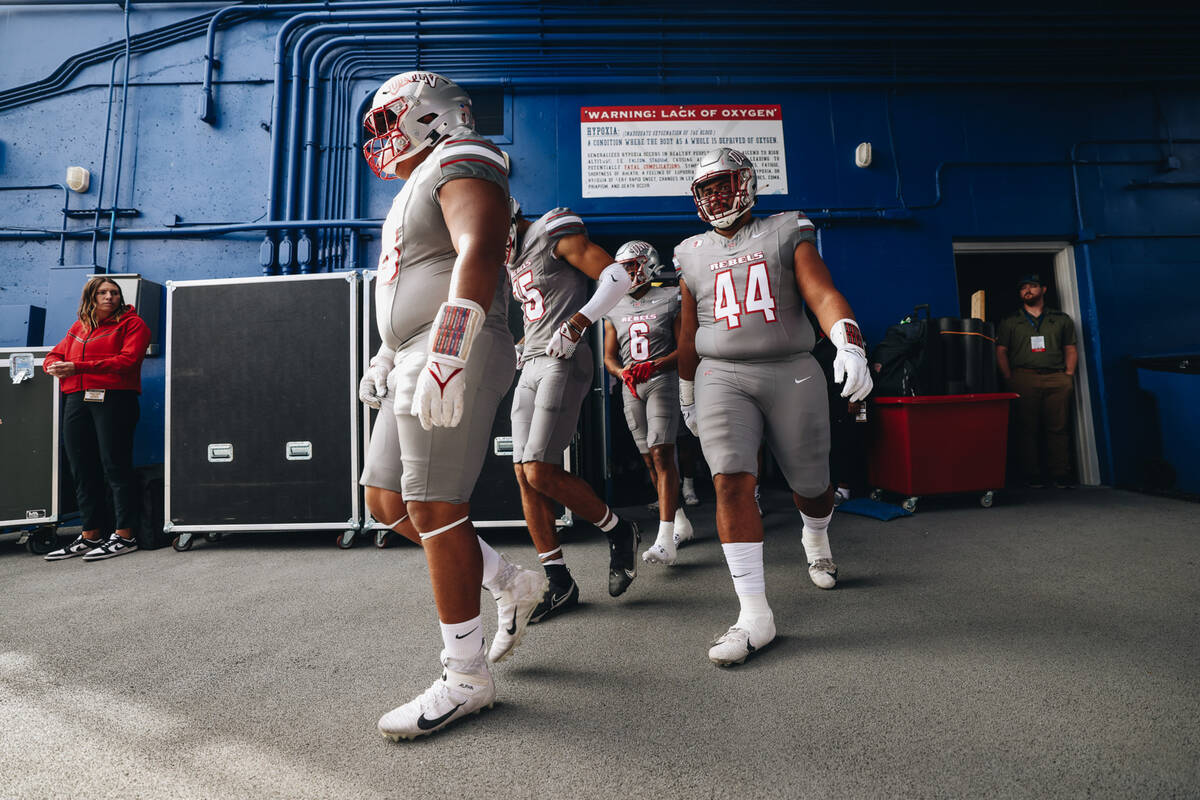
[172, 534, 193, 552]
[902, 497, 918, 513]
[205, 532, 223, 543]
[374, 530, 392, 549]
[869, 489, 883, 502]
[27, 526, 59, 555]
[980, 491, 995, 508]
[337, 530, 356, 549]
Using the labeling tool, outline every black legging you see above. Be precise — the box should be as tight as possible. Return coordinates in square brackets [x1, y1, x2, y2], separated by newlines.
[62, 390, 140, 531]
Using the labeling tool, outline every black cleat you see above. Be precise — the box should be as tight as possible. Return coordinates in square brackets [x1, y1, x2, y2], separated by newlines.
[606, 520, 641, 597]
[529, 578, 580, 624]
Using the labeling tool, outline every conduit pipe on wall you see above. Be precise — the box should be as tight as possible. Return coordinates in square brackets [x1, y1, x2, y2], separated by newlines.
[0, 184, 70, 264]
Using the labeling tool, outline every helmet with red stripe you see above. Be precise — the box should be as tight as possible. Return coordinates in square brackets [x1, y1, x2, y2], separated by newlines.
[691, 147, 758, 229]
[363, 71, 474, 179]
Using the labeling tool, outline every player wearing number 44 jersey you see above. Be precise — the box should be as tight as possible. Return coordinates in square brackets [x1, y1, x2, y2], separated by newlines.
[356, 71, 547, 741]
[675, 147, 873, 667]
[507, 206, 642, 619]
[603, 241, 695, 566]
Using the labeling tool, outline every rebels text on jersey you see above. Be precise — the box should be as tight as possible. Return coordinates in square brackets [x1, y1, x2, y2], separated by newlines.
[507, 208, 590, 355]
[605, 286, 681, 369]
[674, 211, 818, 362]
[374, 131, 511, 352]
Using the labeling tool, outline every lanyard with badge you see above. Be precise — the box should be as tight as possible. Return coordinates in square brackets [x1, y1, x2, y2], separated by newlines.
[84, 389, 106, 402]
[1024, 311, 1046, 353]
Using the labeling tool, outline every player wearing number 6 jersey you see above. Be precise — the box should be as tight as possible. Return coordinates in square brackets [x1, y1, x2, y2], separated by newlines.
[507, 207, 642, 618]
[674, 147, 873, 667]
[603, 241, 695, 566]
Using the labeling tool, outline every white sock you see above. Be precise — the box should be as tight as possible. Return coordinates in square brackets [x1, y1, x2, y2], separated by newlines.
[655, 520, 675, 546]
[735, 592, 771, 628]
[673, 506, 691, 529]
[682, 477, 695, 494]
[721, 541, 766, 597]
[440, 616, 485, 662]
[800, 511, 833, 562]
[597, 507, 619, 532]
[478, 536, 503, 587]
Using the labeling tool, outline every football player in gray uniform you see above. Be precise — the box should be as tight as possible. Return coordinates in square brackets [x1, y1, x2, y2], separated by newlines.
[675, 148, 873, 667]
[357, 71, 546, 740]
[602, 241, 695, 566]
[508, 207, 642, 615]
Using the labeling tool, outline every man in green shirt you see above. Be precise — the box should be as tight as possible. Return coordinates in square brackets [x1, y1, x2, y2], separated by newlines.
[996, 274, 1078, 488]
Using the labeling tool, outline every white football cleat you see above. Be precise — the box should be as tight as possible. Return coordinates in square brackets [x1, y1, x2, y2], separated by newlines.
[641, 533, 677, 566]
[808, 558, 838, 590]
[708, 613, 776, 667]
[672, 507, 694, 547]
[486, 555, 548, 664]
[682, 485, 700, 506]
[378, 651, 495, 741]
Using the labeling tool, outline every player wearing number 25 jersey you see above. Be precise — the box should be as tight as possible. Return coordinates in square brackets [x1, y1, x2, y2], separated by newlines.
[675, 147, 873, 668]
[507, 207, 643, 618]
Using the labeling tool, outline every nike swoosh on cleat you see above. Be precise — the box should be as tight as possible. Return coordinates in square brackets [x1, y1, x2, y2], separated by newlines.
[624, 569, 636, 579]
[506, 613, 518, 636]
[731, 572, 750, 578]
[416, 702, 464, 730]
[794, 376, 811, 384]
[454, 627, 479, 640]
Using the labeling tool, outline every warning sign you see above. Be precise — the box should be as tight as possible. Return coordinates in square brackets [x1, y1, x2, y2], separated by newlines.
[580, 104, 787, 198]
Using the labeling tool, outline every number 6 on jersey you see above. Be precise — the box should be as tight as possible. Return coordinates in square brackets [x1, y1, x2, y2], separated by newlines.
[713, 261, 776, 329]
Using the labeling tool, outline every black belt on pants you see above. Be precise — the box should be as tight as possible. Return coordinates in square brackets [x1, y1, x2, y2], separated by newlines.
[1015, 367, 1063, 375]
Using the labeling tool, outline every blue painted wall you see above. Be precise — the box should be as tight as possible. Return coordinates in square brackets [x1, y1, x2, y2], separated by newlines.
[2, 3, 1198, 487]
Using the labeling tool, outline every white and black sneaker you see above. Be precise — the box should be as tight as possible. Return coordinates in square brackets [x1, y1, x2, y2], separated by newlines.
[708, 613, 776, 667]
[378, 651, 495, 741]
[529, 578, 580, 624]
[808, 558, 838, 590]
[486, 556, 548, 664]
[81, 534, 138, 561]
[672, 507, 694, 548]
[44, 534, 102, 561]
[606, 520, 641, 597]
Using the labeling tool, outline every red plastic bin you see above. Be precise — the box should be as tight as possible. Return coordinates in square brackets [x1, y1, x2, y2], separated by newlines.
[868, 393, 1018, 503]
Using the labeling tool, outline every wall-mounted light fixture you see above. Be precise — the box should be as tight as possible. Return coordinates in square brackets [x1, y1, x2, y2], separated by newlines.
[66, 166, 90, 193]
[855, 142, 872, 168]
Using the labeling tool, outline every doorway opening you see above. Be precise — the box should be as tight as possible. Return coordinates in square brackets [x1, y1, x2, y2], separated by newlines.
[952, 242, 1101, 486]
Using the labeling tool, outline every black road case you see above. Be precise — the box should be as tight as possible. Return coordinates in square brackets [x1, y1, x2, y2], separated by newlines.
[360, 271, 571, 547]
[0, 348, 63, 554]
[165, 273, 361, 549]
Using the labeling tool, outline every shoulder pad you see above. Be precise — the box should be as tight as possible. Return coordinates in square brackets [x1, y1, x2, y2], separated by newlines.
[437, 136, 508, 179]
[542, 207, 587, 240]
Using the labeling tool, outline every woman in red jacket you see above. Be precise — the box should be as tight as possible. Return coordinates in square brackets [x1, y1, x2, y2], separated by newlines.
[42, 277, 151, 562]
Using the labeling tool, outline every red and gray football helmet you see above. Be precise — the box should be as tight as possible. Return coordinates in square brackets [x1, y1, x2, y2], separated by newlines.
[690, 147, 758, 229]
[362, 71, 474, 179]
[615, 240, 662, 293]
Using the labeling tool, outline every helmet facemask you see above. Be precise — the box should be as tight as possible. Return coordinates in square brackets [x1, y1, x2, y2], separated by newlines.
[692, 169, 754, 229]
[363, 96, 417, 179]
[614, 240, 662, 294]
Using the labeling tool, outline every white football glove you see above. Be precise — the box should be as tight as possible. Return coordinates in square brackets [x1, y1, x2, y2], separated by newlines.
[830, 318, 873, 403]
[357, 347, 394, 410]
[545, 312, 589, 359]
[411, 299, 484, 431]
[514, 339, 526, 370]
[679, 378, 699, 436]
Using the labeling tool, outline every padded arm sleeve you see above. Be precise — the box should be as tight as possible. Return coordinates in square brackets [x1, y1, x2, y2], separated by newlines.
[576, 263, 633, 324]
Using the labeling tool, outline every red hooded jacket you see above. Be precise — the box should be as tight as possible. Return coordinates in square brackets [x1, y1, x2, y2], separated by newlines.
[44, 307, 151, 394]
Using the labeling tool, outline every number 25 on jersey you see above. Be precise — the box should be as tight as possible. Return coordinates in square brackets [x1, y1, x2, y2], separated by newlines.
[713, 262, 776, 329]
[514, 269, 545, 321]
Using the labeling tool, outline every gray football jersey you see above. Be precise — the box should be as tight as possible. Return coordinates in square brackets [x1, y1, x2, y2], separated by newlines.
[507, 208, 590, 354]
[605, 285, 681, 368]
[374, 129, 511, 351]
[674, 211, 818, 361]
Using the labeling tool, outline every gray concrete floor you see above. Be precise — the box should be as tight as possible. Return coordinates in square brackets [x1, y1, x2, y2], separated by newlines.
[1, 487, 1197, 800]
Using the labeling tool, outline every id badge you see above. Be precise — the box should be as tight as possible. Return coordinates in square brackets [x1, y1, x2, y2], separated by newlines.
[84, 389, 106, 403]
[1030, 335, 1046, 353]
